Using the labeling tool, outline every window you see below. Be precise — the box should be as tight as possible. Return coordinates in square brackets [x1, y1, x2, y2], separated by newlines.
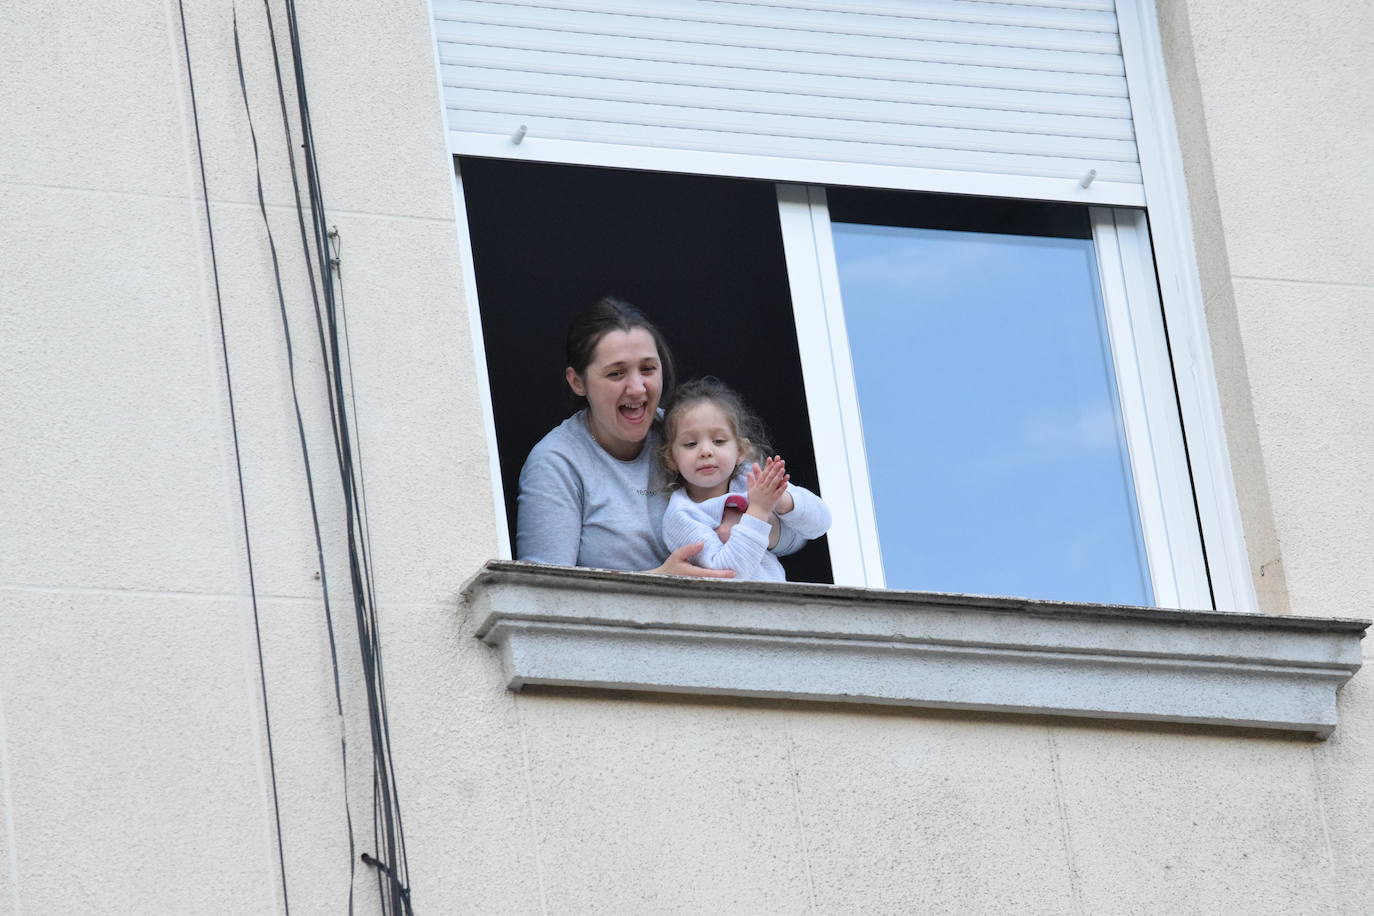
[438, 0, 1256, 613]
[778, 185, 1209, 608]
[457, 157, 1212, 608]
[457, 157, 833, 584]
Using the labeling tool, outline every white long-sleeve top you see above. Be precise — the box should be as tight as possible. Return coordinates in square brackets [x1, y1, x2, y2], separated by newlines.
[517, 411, 814, 571]
[661, 472, 831, 581]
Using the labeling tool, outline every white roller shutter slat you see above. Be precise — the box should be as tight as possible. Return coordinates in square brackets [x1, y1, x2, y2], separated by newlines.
[452, 106, 1143, 182]
[434, 0, 1142, 204]
[443, 66, 1134, 138]
[450, 87, 1139, 161]
[434, 27, 1128, 97]
[444, 0, 1124, 55]
[716, 0, 1119, 31]
[446, 78, 1136, 148]
[441, 44, 1135, 118]
[437, 8, 1124, 75]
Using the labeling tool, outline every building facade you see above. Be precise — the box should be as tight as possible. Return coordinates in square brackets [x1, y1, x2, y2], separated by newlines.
[3, 1, 1372, 913]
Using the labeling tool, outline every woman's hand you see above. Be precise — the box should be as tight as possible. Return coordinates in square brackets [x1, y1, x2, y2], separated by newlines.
[650, 542, 736, 578]
[745, 457, 790, 518]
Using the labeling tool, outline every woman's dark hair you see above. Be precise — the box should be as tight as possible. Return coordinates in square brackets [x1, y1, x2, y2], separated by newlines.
[564, 296, 677, 411]
[658, 376, 773, 488]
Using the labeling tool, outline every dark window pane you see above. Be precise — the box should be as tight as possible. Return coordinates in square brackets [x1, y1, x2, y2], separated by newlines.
[461, 157, 832, 582]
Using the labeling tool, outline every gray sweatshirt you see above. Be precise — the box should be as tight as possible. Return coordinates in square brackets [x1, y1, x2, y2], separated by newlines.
[517, 411, 671, 571]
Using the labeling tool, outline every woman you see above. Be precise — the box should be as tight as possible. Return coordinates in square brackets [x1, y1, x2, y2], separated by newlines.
[516, 297, 802, 576]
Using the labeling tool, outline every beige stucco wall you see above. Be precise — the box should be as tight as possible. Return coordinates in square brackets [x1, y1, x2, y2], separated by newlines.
[1157, 0, 1374, 622]
[1151, 2, 1374, 910]
[2, 1, 499, 911]
[2, 1, 1370, 914]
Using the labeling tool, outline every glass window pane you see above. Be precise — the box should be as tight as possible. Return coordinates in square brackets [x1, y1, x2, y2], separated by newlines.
[830, 219, 1153, 606]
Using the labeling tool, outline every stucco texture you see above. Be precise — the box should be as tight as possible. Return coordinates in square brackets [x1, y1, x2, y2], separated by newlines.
[2, 0, 497, 911]
[1158, 0, 1374, 622]
[2, 1, 1371, 914]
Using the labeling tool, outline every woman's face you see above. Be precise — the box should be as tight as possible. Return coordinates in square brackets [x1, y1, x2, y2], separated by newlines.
[566, 327, 662, 459]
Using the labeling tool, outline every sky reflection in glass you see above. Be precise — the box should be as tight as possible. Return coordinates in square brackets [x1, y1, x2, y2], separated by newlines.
[831, 222, 1153, 606]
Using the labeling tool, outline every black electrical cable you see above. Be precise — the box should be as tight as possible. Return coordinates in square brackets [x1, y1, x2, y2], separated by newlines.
[361, 854, 412, 913]
[248, 6, 365, 910]
[329, 228, 382, 703]
[264, 1, 413, 911]
[259, 5, 347, 477]
[177, 3, 290, 912]
[277, 29, 414, 916]
[255, 9, 381, 913]
[327, 230, 389, 914]
[230, 11, 363, 911]
[328, 231, 392, 914]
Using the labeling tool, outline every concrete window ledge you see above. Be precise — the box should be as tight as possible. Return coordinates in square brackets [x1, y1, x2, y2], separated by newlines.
[463, 561, 1368, 738]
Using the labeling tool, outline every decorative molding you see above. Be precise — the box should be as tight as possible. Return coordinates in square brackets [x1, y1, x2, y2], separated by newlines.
[464, 562, 1367, 738]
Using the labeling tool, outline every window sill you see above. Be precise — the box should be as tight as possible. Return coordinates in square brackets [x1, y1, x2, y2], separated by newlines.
[463, 561, 1367, 738]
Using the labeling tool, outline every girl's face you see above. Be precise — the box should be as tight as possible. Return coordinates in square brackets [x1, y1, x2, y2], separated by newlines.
[667, 401, 742, 500]
[566, 327, 662, 460]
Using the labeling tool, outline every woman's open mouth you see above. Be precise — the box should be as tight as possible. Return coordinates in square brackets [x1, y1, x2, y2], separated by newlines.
[619, 403, 647, 422]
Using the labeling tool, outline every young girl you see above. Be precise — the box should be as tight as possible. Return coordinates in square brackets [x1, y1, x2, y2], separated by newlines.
[659, 378, 831, 582]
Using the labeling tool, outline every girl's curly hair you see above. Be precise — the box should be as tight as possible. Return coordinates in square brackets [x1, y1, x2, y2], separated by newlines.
[658, 377, 773, 490]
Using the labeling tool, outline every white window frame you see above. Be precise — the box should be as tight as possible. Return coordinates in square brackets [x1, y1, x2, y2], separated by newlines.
[777, 186, 1211, 608]
[776, 184, 885, 587]
[448, 157, 514, 562]
[1090, 206, 1210, 609]
[1116, 0, 1257, 614]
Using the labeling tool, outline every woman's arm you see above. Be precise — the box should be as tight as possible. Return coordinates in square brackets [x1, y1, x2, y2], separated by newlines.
[516, 449, 583, 565]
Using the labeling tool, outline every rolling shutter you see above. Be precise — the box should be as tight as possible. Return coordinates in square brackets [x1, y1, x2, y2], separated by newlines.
[432, 0, 1142, 205]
